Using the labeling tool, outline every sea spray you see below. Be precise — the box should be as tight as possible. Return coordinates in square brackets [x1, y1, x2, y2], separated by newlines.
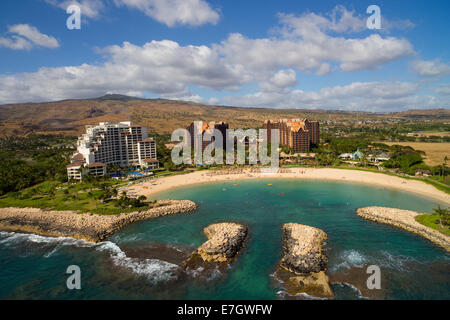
[0, 231, 180, 284]
[95, 241, 180, 284]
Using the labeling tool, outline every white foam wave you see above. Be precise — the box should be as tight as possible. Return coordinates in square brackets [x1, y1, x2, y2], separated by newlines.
[335, 282, 369, 300]
[95, 241, 179, 284]
[0, 231, 94, 248]
[276, 290, 332, 300]
[0, 231, 180, 283]
[332, 249, 368, 271]
[379, 251, 420, 271]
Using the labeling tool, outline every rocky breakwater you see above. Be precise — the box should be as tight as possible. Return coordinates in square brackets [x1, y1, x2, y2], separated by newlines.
[0, 200, 198, 242]
[184, 223, 248, 273]
[357, 206, 450, 252]
[276, 223, 333, 298]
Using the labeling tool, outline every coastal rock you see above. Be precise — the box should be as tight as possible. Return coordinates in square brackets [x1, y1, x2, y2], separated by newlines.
[0, 200, 199, 242]
[277, 223, 333, 298]
[356, 207, 450, 252]
[184, 223, 248, 271]
[283, 271, 334, 298]
[280, 223, 328, 274]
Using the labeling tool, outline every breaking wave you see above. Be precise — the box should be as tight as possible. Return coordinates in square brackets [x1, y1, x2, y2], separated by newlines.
[331, 249, 368, 271]
[95, 241, 179, 284]
[0, 231, 179, 284]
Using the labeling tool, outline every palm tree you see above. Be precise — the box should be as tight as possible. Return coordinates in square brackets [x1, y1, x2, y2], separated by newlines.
[111, 188, 118, 198]
[433, 205, 448, 228]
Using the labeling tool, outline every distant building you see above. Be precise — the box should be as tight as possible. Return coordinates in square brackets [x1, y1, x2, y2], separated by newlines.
[338, 153, 353, 160]
[338, 150, 365, 161]
[263, 119, 320, 152]
[352, 150, 364, 160]
[368, 152, 391, 162]
[67, 121, 158, 180]
[186, 121, 229, 151]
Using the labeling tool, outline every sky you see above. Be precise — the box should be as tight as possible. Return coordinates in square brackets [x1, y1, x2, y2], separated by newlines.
[0, 0, 449, 112]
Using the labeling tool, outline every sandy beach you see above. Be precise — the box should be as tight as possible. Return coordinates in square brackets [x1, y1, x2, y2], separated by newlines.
[126, 168, 450, 205]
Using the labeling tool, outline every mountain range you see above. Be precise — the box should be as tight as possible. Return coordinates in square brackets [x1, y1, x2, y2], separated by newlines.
[0, 94, 448, 136]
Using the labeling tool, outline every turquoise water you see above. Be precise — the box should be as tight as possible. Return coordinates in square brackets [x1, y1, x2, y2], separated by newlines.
[0, 179, 449, 299]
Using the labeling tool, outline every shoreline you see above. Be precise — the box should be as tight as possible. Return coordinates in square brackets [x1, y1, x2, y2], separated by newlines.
[357, 206, 450, 252]
[127, 168, 450, 205]
[0, 200, 198, 242]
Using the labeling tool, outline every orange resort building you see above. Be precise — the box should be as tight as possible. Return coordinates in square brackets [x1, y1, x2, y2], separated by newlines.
[263, 119, 320, 152]
[67, 121, 158, 180]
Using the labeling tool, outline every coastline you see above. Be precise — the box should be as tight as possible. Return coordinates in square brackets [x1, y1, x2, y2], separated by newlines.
[357, 206, 450, 252]
[127, 168, 450, 205]
[0, 200, 198, 242]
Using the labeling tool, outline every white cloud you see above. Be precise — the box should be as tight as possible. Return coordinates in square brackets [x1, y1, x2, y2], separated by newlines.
[46, 0, 219, 26]
[411, 59, 450, 77]
[433, 84, 450, 95]
[8, 24, 59, 48]
[0, 40, 246, 104]
[114, 0, 220, 27]
[260, 69, 297, 93]
[46, 0, 104, 18]
[0, 6, 425, 111]
[0, 35, 33, 50]
[274, 5, 414, 37]
[222, 81, 440, 112]
[216, 7, 414, 76]
[0, 24, 59, 50]
[217, 31, 413, 75]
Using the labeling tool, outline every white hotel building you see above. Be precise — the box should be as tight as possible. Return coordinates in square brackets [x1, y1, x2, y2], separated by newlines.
[67, 121, 158, 180]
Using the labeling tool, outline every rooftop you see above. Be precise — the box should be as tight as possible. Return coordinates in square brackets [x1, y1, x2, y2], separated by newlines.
[87, 162, 107, 168]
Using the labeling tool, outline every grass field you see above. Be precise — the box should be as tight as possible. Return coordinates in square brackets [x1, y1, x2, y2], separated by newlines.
[0, 181, 149, 215]
[416, 214, 450, 236]
[418, 131, 450, 137]
[382, 142, 449, 166]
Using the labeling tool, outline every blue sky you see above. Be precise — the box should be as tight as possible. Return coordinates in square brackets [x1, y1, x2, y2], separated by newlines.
[0, 0, 449, 111]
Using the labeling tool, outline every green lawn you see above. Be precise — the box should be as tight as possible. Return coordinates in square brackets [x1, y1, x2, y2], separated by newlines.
[415, 214, 450, 236]
[0, 180, 149, 215]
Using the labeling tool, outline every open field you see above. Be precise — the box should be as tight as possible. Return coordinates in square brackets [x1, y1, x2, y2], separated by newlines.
[416, 214, 450, 236]
[382, 142, 450, 166]
[418, 131, 450, 137]
[0, 180, 147, 215]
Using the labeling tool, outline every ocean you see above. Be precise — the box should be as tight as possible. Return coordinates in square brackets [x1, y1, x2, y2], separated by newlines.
[0, 179, 449, 299]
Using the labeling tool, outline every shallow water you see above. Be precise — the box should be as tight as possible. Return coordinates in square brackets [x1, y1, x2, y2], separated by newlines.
[0, 179, 449, 299]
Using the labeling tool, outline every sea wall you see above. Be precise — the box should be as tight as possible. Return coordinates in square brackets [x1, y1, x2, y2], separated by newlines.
[356, 206, 450, 252]
[277, 223, 333, 298]
[0, 200, 199, 242]
[184, 222, 248, 270]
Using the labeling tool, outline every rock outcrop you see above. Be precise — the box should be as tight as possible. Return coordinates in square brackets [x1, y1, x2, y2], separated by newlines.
[357, 206, 450, 252]
[184, 223, 248, 270]
[0, 200, 199, 242]
[276, 223, 333, 298]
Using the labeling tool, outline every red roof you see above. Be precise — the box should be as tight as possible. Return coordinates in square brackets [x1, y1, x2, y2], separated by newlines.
[67, 162, 83, 168]
[144, 158, 158, 163]
[87, 162, 106, 168]
[71, 153, 85, 161]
